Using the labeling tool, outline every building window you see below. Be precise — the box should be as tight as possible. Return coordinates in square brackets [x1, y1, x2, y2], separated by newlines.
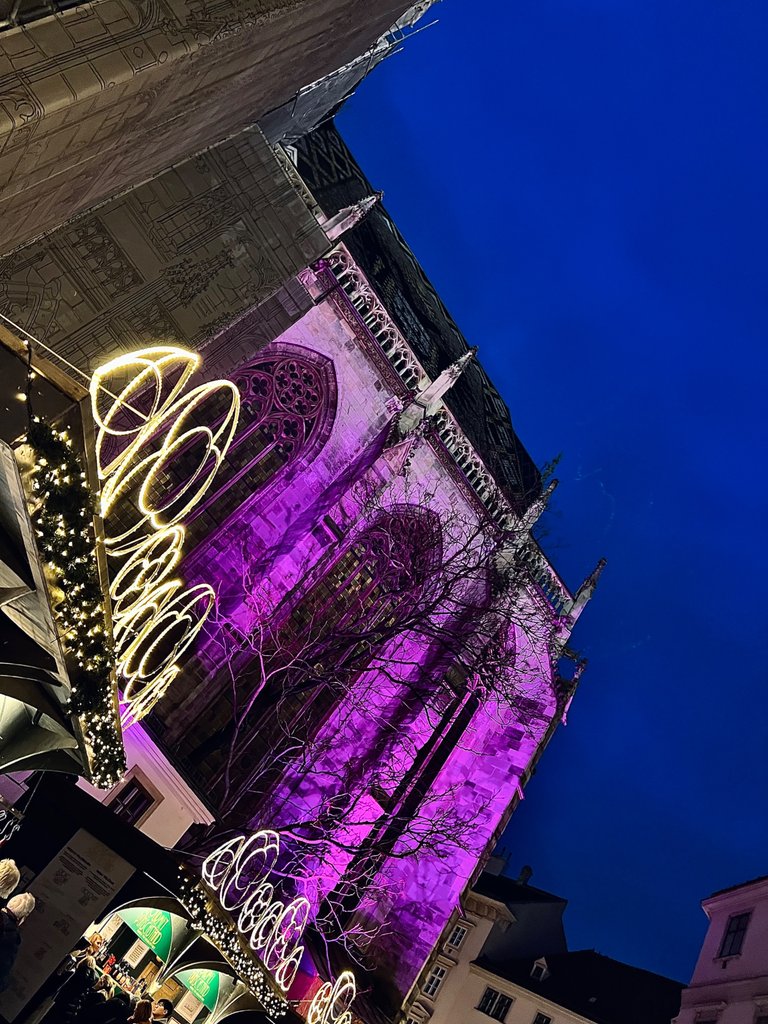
[531, 962, 548, 981]
[191, 504, 444, 796]
[186, 348, 337, 541]
[478, 987, 514, 1021]
[422, 966, 447, 998]
[446, 924, 468, 949]
[533, 1015, 552, 1024]
[108, 777, 154, 826]
[718, 912, 751, 957]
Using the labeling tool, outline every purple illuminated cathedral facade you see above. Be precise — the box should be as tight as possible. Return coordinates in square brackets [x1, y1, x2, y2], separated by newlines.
[0, 30, 600, 1005]
[142, 126, 603, 1012]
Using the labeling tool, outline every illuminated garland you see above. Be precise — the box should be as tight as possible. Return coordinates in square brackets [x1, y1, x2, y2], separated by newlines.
[26, 418, 125, 786]
[177, 870, 287, 1018]
[90, 347, 239, 725]
[201, 831, 309, 992]
[307, 972, 356, 1024]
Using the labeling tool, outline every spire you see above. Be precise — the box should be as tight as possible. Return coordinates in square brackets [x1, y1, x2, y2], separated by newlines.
[398, 347, 477, 434]
[565, 558, 606, 623]
[323, 191, 383, 240]
[518, 479, 558, 535]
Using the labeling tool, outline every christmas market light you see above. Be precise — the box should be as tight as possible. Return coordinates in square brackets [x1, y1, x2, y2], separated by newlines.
[200, 832, 309, 993]
[307, 971, 357, 1024]
[25, 419, 125, 786]
[90, 346, 240, 724]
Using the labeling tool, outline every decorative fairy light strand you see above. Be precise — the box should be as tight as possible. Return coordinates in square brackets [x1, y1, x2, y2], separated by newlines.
[25, 417, 125, 786]
[200, 831, 310, 994]
[90, 346, 240, 725]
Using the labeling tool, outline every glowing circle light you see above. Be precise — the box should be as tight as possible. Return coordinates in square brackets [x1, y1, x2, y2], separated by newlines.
[201, 831, 310, 993]
[307, 971, 357, 1024]
[90, 346, 240, 725]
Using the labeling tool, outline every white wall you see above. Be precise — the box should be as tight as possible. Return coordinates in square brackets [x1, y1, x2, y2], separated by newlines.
[78, 723, 214, 848]
[409, 902, 588, 1024]
[419, 959, 590, 1024]
[675, 877, 768, 1024]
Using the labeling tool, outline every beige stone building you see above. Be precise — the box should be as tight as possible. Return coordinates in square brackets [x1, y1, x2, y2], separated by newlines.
[404, 865, 682, 1024]
[674, 875, 768, 1024]
[0, 0, 419, 252]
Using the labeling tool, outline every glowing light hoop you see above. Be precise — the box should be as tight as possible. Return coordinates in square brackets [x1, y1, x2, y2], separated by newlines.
[308, 971, 357, 1024]
[201, 831, 310, 993]
[90, 346, 240, 725]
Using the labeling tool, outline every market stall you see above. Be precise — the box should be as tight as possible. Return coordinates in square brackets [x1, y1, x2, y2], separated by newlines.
[0, 776, 293, 1024]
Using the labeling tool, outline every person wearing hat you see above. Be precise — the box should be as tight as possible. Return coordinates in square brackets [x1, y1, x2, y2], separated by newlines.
[0, 860, 20, 902]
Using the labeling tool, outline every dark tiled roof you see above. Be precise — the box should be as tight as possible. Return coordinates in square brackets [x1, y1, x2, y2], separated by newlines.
[294, 122, 542, 515]
[709, 873, 768, 898]
[473, 873, 566, 907]
[475, 950, 683, 1024]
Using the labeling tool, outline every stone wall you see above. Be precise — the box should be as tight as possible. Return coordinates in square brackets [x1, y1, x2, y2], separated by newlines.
[0, 0, 414, 251]
[148, 267, 562, 1007]
[0, 125, 326, 376]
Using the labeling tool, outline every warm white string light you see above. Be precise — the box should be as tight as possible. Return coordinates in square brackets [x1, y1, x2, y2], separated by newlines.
[90, 347, 240, 724]
[307, 971, 357, 1024]
[201, 831, 310, 993]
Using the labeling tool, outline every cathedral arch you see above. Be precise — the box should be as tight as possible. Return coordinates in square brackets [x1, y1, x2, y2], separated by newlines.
[186, 343, 337, 538]
[281, 504, 443, 644]
[184, 505, 444, 806]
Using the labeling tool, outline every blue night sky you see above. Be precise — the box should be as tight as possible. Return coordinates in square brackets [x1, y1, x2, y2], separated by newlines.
[338, 0, 768, 984]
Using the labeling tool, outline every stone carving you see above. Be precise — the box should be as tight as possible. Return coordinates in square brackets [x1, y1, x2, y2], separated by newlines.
[324, 244, 572, 614]
[326, 245, 428, 392]
[165, 250, 235, 305]
[67, 220, 142, 299]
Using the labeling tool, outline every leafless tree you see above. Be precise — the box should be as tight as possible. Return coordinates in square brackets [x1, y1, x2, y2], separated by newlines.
[173, 467, 576, 969]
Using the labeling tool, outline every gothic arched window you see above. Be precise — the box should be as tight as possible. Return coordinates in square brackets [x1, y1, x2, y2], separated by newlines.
[184, 506, 443, 802]
[187, 347, 336, 538]
[283, 506, 442, 645]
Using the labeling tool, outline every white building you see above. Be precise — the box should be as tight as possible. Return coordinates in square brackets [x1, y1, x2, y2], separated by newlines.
[675, 875, 768, 1024]
[77, 722, 214, 847]
[404, 865, 682, 1024]
[0, 723, 213, 850]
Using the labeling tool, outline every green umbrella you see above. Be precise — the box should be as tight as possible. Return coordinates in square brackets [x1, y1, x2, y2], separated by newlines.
[118, 908, 175, 963]
[174, 969, 221, 1011]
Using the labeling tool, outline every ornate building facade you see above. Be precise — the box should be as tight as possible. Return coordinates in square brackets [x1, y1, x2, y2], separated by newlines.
[0, 0, 420, 252]
[135, 131, 601, 1012]
[0, 71, 600, 1017]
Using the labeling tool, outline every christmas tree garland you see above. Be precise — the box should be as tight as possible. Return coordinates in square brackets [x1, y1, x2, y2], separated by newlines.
[27, 417, 125, 786]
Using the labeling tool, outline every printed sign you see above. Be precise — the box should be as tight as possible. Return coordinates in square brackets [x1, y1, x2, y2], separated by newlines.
[119, 907, 175, 962]
[0, 830, 134, 1021]
[174, 990, 203, 1024]
[175, 969, 220, 1011]
[124, 938, 149, 969]
[99, 914, 123, 943]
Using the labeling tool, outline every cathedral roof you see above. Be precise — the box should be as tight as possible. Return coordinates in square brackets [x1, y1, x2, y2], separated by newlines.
[473, 871, 567, 907]
[474, 950, 683, 1024]
[294, 122, 542, 515]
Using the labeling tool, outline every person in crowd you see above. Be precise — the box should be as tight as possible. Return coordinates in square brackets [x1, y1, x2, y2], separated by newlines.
[128, 999, 152, 1024]
[80, 978, 109, 1021]
[54, 932, 104, 986]
[87, 989, 132, 1024]
[54, 954, 99, 1024]
[0, 860, 20, 902]
[150, 999, 173, 1021]
[73, 933, 104, 968]
[0, 892, 36, 991]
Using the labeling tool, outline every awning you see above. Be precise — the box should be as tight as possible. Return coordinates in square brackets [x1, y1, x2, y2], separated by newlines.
[0, 442, 85, 776]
